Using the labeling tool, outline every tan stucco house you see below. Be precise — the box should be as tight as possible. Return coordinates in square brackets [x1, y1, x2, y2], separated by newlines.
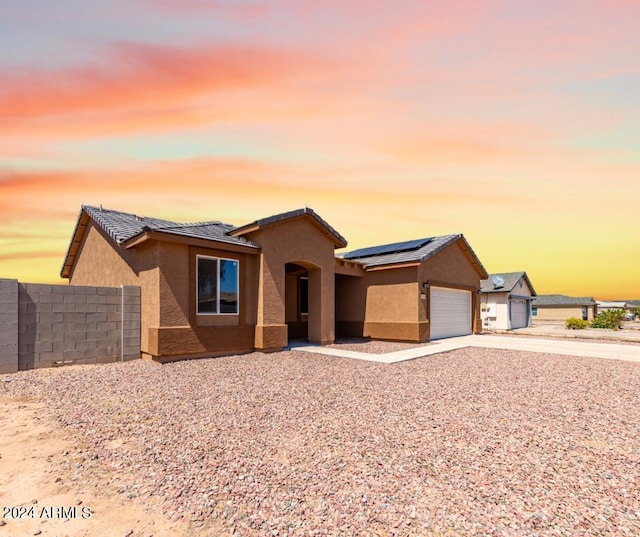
[480, 271, 536, 330]
[62, 205, 488, 362]
[531, 295, 597, 322]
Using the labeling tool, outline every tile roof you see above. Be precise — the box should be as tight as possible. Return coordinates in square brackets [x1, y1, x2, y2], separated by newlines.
[532, 294, 596, 307]
[82, 205, 257, 248]
[481, 271, 537, 295]
[230, 207, 348, 248]
[339, 234, 487, 276]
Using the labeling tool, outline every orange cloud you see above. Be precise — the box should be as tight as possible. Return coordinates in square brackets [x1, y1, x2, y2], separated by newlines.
[0, 251, 62, 263]
[0, 41, 322, 129]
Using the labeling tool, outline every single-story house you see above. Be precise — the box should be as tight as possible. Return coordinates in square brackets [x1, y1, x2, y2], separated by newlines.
[62, 205, 488, 362]
[596, 301, 630, 312]
[480, 271, 536, 330]
[531, 294, 597, 322]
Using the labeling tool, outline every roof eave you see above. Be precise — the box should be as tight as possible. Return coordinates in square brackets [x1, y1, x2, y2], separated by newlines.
[521, 271, 537, 297]
[60, 208, 90, 279]
[122, 229, 260, 253]
[364, 261, 421, 271]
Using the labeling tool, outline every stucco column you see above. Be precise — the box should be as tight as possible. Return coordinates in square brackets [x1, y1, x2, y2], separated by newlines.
[255, 254, 288, 351]
[308, 267, 335, 345]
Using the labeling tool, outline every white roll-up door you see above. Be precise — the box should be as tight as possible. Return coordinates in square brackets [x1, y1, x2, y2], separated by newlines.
[510, 299, 529, 329]
[430, 287, 472, 339]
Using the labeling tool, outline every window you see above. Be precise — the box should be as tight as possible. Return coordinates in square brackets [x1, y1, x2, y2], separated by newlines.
[532, 307, 538, 317]
[299, 276, 308, 316]
[197, 256, 239, 314]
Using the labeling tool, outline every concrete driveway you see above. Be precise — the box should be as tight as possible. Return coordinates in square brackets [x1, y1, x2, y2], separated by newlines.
[293, 334, 640, 364]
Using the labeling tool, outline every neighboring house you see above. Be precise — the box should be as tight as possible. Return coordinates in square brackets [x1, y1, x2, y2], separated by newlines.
[531, 294, 597, 322]
[597, 300, 631, 312]
[627, 300, 640, 320]
[479, 272, 536, 330]
[62, 205, 488, 362]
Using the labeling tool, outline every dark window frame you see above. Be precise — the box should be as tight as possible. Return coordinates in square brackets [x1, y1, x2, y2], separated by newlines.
[196, 255, 239, 315]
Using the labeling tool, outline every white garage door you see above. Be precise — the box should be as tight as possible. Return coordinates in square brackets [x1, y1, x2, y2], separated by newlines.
[430, 287, 472, 340]
[510, 299, 529, 329]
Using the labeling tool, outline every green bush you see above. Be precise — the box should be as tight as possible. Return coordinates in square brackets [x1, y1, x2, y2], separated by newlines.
[591, 309, 625, 330]
[566, 317, 589, 330]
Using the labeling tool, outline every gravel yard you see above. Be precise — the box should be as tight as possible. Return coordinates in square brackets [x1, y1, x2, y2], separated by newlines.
[327, 338, 428, 354]
[3, 347, 640, 536]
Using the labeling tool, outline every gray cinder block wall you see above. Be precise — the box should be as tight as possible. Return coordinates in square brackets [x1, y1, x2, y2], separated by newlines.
[0, 279, 19, 374]
[0, 279, 140, 373]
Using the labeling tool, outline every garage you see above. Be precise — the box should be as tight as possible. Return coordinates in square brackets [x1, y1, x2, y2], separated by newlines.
[510, 298, 529, 329]
[430, 286, 472, 339]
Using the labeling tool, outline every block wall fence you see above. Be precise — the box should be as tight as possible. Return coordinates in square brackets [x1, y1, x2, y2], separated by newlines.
[0, 279, 140, 374]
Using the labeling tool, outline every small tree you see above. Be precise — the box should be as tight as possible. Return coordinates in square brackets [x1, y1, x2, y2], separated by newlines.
[591, 308, 626, 330]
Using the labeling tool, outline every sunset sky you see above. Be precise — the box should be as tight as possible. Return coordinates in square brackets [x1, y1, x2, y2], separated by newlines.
[1, 0, 638, 299]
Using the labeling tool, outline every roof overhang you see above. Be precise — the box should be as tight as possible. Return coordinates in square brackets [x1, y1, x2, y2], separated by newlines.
[60, 208, 90, 279]
[365, 261, 421, 272]
[122, 230, 259, 254]
[334, 258, 366, 276]
[60, 208, 260, 279]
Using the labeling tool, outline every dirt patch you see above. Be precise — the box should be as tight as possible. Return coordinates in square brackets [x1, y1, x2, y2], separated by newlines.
[0, 397, 229, 537]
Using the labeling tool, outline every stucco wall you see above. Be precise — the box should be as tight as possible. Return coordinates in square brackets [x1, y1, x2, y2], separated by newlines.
[69, 222, 159, 354]
[533, 306, 595, 322]
[335, 264, 424, 340]
[511, 277, 534, 298]
[481, 293, 510, 331]
[146, 244, 259, 359]
[335, 274, 366, 337]
[69, 222, 262, 360]
[418, 240, 483, 336]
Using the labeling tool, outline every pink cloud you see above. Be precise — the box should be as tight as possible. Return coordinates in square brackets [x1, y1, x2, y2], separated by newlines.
[0, 41, 322, 123]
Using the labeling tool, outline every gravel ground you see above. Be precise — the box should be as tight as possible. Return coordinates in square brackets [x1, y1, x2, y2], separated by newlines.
[491, 332, 640, 346]
[3, 347, 640, 536]
[327, 338, 428, 354]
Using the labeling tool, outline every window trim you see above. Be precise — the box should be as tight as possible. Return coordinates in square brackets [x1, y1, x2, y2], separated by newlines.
[196, 255, 240, 316]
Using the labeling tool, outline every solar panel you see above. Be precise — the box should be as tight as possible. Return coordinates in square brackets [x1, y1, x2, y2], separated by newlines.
[344, 237, 433, 259]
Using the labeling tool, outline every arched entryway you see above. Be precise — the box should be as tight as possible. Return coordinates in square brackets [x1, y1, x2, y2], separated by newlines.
[284, 261, 322, 344]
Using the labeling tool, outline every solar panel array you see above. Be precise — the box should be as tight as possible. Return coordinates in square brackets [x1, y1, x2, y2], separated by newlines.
[344, 237, 433, 260]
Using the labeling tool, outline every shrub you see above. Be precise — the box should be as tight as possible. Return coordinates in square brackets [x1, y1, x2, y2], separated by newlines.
[566, 317, 589, 330]
[591, 309, 625, 330]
